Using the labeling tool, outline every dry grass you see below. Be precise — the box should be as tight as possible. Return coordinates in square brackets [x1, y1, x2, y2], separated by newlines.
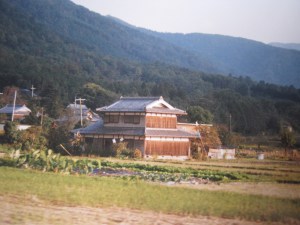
[0, 167, 299, 223]
[0, 195, 265, 225]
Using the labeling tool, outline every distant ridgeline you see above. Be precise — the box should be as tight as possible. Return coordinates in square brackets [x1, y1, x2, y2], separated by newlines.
[0, 0, 299, 135]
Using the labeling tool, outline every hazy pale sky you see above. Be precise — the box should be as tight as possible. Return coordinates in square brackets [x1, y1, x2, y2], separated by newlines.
[71, 0, 300, 43]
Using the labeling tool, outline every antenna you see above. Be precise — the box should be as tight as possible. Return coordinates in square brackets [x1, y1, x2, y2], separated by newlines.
[11, 90, 17, 121]
[75, 97, 86, 126]
[229, 113, 232, 133]
[30, 85, 36, 98]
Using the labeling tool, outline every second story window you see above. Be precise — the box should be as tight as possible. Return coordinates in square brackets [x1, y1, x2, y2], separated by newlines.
[104, 115, 119, 123]
[124, 115, 140, 124]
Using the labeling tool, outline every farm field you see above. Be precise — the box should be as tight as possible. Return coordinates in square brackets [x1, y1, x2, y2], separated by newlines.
[0, 154, 300, 225]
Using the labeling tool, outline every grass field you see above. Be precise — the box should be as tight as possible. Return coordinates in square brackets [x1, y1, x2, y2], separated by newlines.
[0, 165, 299, 224]
[0, 147, 299, 224]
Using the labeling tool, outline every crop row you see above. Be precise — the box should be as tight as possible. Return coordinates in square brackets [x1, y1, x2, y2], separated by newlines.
[0, 149, 247, 182]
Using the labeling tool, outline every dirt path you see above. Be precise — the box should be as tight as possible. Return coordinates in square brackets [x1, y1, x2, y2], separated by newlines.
[0, 195, 283, 225]
[170, 182, 300, 199]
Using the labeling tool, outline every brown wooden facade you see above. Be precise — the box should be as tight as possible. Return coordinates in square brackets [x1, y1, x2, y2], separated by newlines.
[146, 114, 177, 129]
[145, 139, 190, 156]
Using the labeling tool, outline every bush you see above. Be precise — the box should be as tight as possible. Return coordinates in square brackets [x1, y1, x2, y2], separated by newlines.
[113, 142, 128, 157]
[4, 121, 21, 144]
[133, 149, 142, 158]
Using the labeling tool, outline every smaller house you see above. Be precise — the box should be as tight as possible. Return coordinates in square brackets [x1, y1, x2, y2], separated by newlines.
[57, 103, 100, 124]
[0, 104, 31, 121]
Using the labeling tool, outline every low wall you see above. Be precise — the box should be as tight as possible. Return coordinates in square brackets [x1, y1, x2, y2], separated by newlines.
[0, 124, 31, 132]
[208, 148, 235, 159]
[145, 155, 189, 161]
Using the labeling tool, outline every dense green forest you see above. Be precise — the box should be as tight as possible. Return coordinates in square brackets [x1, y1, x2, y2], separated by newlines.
[0, 0, 300, 136]
[142, 31, 300, 87]
[2, 0, 300, 87]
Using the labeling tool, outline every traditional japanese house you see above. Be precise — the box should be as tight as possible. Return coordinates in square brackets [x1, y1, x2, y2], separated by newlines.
[57, 103, 100, 125]
[0, 104, 31, 121]
[75, 96, 198, 159]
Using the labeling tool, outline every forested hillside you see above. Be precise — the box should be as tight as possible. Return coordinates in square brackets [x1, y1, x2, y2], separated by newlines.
[0, 0, 300, 135]
[3, 0, 300, 87]
[140, 31, 300, 87]
[3, 0, 217, 73]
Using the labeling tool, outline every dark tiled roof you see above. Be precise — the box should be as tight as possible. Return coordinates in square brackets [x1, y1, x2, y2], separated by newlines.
[98, 97, 160, 112]
[0, 104, 31, 114]
[73, 122, 196, 138]
[145, 128, 198, 138]
[146, 108, 186, 115]
[58, 104, 100, 122]
[67, 104, 88, 111]
[73, 120, 145, 136]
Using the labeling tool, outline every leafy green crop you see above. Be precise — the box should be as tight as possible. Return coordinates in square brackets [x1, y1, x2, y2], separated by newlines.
[101, 161, 247, 182]
[9, 149, 101, 175]
[2, 150, 247, 182]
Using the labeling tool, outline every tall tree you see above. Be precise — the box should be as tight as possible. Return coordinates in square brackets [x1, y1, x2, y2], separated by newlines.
[280, 127, 296, 155]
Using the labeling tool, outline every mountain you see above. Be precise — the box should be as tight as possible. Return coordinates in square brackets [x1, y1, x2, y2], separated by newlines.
[0, 0, 300, 134]
[269, 42, 300, 52]
[138, 31, 300, 87]
[3, 0, 300, 87]
[3, 0, 217, 73]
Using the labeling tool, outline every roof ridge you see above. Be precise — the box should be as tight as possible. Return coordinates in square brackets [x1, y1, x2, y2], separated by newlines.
[120, 96, 161, 100]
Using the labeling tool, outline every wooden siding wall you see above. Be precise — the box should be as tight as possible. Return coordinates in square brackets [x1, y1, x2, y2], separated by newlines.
[146, 115, 177, 128]
[85, 137, 145, 156]
[145, 141, 189, 156]
[103, 114, 145, 128]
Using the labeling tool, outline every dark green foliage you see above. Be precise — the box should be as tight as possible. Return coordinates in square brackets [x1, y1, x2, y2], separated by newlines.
[47, 124, 72, 152]
[147, 32, 300, 87]
[79, 83, 118, 110]
[0, 0, 299, 136]
[4, 121, 20, 144]
[101, 161, 245, 182]
[8, 149, 101, 174]
[40, 83, 64, 119]
[187, 106, 213, 123]
[3, 149, 244, 182]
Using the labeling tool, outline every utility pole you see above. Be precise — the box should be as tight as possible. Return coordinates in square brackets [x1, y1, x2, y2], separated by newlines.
[40, 107, 44, 126]
[75, 97, 86, 126]
[30, 85, 36, 98]
[229, 113, 232, 133]
[11, 90, 17, 122]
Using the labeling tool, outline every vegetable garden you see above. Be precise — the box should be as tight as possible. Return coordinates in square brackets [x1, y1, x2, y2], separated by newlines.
[1, 149, 247, 183]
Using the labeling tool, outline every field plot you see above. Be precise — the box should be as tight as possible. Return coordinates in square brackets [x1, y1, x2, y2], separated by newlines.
[0, 156, 300, 224]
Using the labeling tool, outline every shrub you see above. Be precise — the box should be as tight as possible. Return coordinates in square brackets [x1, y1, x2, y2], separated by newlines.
[133, 149, 142, 158]
[4, 121, 21, 144]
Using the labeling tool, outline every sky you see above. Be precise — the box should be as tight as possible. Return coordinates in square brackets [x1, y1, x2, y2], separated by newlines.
[71, 0, 300, 44]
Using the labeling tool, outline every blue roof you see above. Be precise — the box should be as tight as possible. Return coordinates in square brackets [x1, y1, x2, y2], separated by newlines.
[72, 119, 145, 136]
[98, 97, 160, 112]
[0, 104, 31, 114]
[97, 96, 186, 114]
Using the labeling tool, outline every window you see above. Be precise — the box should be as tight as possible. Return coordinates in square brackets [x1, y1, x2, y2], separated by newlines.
[124, 115, 140, 124]
[104, 115, 119, 123]
[110, 115, 119, 123]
